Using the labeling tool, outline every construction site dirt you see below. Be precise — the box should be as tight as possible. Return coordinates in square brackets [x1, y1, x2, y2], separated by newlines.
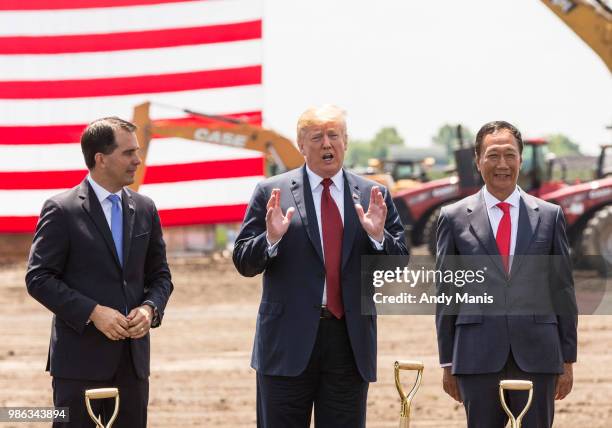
[1, 247, 611, 427]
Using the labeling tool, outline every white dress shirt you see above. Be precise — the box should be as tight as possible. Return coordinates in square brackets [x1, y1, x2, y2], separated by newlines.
[267, 166, 383, 305]
[86, 175, 122, 229]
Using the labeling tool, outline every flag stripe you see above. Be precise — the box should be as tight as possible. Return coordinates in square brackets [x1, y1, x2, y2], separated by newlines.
[0, 0, 261, 36]
[0, 157, 263, 189]
[0, 138, 264, 171]
[0, 65, 261, 99]
[0, 21, 261, 55]
[0, 85, 263, 126]
[0, 176, 262, 216]
[0, 39, 261, 80]
[0, 0, 201, 10]
[0, 204, 249, 233]
[0, 113, 262, 145]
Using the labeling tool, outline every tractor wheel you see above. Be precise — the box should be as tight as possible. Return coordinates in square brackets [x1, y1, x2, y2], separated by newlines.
[581, 205, 612, 276]
[423, 207, 443, 257]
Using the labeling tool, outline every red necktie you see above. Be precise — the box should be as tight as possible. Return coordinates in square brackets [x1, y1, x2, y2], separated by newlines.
[321, 178, 344, 318]
[496, 202, 511, 273]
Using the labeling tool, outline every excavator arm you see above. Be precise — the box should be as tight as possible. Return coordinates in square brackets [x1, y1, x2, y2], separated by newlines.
[540, 0, 612, 72]
[130, 102, 304, 191]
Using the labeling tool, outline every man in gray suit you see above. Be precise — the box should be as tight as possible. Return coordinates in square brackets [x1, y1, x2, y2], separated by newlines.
[435, 121, 577, 427]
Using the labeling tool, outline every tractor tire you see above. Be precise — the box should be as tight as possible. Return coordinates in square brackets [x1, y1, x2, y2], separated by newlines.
[423, 207, 442, 257]
[580, 205, 612, 276]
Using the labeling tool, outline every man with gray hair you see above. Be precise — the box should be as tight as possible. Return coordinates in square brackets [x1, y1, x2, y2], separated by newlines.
[234, 105, 408, 427]
[26, 117, 173, 427]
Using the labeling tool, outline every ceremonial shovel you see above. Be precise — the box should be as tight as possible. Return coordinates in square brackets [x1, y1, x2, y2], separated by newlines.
[394, 360, 424, 428]
[85, 388, 120, 428]
[499, 380, 533, 428]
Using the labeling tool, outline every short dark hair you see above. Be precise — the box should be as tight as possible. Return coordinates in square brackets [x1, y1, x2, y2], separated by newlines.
[474, 120, 523, 157]
[80, 117, 137, 169]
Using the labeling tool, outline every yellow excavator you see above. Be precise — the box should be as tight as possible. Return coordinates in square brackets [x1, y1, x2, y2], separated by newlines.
[130, 102, 305, 191]
[130, 102, 402, 192]
[540, 0, 611, 72]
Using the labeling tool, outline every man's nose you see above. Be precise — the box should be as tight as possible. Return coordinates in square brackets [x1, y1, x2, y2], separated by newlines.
[322, 135, 331, 147]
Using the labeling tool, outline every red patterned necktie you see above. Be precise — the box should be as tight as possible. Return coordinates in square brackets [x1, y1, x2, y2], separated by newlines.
[321, 178, 344, 318]
[496, 202, 511, 273]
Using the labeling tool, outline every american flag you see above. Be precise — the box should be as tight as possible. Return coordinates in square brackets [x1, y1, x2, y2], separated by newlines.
[0, 0, 265, 232]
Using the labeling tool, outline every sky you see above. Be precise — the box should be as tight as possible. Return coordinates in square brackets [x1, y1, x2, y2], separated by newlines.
[262, 0, 611, 155]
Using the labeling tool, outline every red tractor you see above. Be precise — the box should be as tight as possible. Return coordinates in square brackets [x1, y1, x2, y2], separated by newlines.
[393, 138, 612, 274]
[393, 138, 565, 252]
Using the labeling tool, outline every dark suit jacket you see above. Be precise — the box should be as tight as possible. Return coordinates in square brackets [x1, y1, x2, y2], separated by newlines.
[435, 189, 578, 375]
[26, 179, 173, 380]
[233, 166, 408, 382]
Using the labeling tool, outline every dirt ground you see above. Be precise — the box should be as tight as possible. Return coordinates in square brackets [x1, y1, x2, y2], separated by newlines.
[1, 248, 611, 427]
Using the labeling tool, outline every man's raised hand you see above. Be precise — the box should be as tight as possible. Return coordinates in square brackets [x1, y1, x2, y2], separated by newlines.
[355, 186, 387, 243]
[266, 189, 295, 244]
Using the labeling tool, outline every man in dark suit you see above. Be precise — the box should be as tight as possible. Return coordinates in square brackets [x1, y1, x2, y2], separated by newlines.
[233, 105, 408, 427]
[435, 121, 577, 427]
[26, 117, 173, 427]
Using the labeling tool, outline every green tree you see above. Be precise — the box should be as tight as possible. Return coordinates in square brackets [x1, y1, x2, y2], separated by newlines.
[346, 127, 405, 167]
[546, 133, 582, 156]
[432, 123, 475, 160]
[370, 127, 404, 159]
[345, 139, 371, 167]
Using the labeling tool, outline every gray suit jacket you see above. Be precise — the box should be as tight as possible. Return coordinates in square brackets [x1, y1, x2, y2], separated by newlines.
[435, 188, 577, 375]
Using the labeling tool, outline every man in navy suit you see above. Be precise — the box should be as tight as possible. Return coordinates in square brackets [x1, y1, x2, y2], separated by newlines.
[26, 117, 173, 427]
[435, 121, 577, 427]
[233, 105, 408, 427]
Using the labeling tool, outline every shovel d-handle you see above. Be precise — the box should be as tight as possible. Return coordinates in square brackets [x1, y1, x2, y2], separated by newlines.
[499, 380, 533, 428]
[85, 388, 120, 428]
[394, 360, 424, 428]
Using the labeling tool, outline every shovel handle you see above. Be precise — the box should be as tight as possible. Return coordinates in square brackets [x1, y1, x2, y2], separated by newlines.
[85, 388, 119, 400]
[395, 360, 425, 371]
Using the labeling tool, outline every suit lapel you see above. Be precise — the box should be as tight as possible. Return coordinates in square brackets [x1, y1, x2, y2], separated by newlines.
[510, 192, 541, 276]
[122, 188, 136, 269]
[467, 190, 506, 276]
[79, 180, 122, 269]
[342, 170, 361, 270]
[290, 166, 324, 263]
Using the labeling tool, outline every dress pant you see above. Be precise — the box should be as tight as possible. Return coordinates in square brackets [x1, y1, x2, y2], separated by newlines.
[456, 352, 556, 428]
[256, 315, 369, 428]
[52, 341, 148, 428]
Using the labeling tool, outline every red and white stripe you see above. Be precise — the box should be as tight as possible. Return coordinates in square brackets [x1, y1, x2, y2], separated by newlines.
[0, 0, 265, 232]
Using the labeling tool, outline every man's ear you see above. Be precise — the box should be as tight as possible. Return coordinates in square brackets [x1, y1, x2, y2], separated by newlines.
[94, 152, 104, 169]
[475, 156, 481, 172]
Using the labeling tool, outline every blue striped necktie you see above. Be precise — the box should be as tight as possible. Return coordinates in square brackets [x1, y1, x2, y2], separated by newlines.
[107, 194, 123, 266]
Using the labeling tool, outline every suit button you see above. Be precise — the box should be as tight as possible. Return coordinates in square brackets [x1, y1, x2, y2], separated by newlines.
[123, 280, 127, 287]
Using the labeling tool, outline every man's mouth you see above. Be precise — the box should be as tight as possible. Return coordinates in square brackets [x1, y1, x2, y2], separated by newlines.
[322, 153, 334, 162]
[494, 173, 511, 179]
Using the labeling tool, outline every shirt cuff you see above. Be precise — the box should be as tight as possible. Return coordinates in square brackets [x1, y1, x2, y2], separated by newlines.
[266, 235, 281, 257]
[368, 234, 385, 250]
[142, 300, 160, 327]
[440, 362, 452, 368]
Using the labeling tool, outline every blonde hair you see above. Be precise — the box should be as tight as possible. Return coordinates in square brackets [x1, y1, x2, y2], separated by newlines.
[296, 104, 347, 142]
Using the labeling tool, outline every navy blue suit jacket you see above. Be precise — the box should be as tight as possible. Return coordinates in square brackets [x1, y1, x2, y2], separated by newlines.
[233, 166, 408, 382]
[26, 179, 173, 380]
[435, 189, 578, 375]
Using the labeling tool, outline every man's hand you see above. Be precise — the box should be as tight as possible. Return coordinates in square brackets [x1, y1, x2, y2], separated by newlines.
[442, 367, 462, 403]
[555, 363, 573, 400]
[126, 305, 153, 339]
[266, 188, 295, 244]
[89, 305, 130, 341]
[355, 186, 387, 243]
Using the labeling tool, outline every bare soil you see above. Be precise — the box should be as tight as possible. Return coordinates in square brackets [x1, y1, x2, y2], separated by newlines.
[1, 249, 611, 427]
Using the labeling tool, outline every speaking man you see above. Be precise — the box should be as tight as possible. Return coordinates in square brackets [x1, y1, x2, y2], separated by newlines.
[435, 121, 578, 427]
[233, 105, 408, 427]
[26, 117, 173, 427]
